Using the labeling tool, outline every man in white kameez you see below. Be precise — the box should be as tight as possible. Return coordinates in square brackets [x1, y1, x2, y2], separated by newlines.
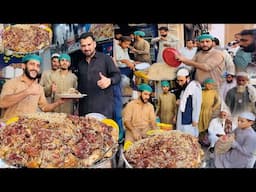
[208, 107, 234, 152]
[176, 68, 202, 137]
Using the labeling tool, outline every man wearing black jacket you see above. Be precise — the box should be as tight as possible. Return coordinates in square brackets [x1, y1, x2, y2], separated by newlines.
[77, 32, 121, 118]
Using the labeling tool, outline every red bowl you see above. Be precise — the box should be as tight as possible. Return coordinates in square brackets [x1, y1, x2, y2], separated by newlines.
[162, 48, 182, 67]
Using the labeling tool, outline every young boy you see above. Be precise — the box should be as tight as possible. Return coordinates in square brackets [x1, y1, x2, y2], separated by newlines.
[155, 80, 177, 124]
[214, 111, 256, 168]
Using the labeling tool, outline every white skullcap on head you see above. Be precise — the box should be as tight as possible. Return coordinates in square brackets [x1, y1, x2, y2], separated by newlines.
[220, 105, 230, 114]
[220, 102, 230, 113]
[236, 72, 249, 78]
[239, 112, 255, 121]
[51, 53, 60, 58]
[177, 68, 189, 77]
[226, 71, 235, 76]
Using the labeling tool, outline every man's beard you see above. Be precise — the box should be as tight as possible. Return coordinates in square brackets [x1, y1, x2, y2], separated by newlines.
[24, 67, 38, 80]
[85, 50, 96, 58]
[52, 66, 59, 71]
[237, 85, 246, 93]
[61, 67, 68, 70]
[226, 79, 233, 83]
[180, 81, 188, 90]
[140, 95, 148, 103]
[201, 46, 212, 52]
[241, 43, 256, 52]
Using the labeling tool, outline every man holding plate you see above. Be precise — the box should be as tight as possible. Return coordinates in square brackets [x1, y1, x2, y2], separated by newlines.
[0, 54, 69, 120]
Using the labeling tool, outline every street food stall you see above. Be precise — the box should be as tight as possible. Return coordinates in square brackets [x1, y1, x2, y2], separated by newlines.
[122, 130, 204, 168]
[0, 112, 119, 168]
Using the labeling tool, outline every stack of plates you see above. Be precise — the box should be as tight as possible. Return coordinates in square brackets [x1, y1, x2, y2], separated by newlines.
[86, 113, 106, 121]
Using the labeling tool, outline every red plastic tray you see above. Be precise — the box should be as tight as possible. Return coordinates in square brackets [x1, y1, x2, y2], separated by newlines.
[162, 48, 182, 67]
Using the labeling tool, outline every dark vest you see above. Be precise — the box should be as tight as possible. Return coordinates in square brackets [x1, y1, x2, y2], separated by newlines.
[181, 95, 193, 124]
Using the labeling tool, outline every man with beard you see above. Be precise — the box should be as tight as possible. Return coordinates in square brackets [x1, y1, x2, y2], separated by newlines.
[39, 53, 60, 102]
[130, 31, 151, 64]
[234, 29, 256, 73]
[0, 54, 67, 120]
[175, 33, 225, 88]
[123, 83, 157, 143]
[113, 29, 122, 63]
[176, 68, 202, 137]
[47, 53, 77, 114]
[151, 26, 179, 63]
[237, 29, 256, 86]
[208, 107, 233, 152]
[77, 32, 121, 118]
[219, 72, 237, 102]
[225, 72, 256, 117]
[239, 29, 256, 53]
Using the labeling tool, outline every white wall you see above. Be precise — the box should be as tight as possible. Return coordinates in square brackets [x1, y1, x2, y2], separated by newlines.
[209, 24, 225, 48]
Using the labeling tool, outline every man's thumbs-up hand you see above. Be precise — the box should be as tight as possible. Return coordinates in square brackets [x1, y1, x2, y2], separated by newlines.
[97, 72, 111, 89]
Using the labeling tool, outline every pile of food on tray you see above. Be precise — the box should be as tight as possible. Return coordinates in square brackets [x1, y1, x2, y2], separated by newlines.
[0, 112, 118, 168]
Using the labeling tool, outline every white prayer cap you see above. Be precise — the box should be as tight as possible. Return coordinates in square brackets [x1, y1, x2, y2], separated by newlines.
[177, 68, 189, 77]
[220, 102, 230, 114]
[220, 105, 230, 114]
[226, 71, 235, 76]
[236, 72, 249, 78]
[239, 112, 255, 121]
[51, 53, 60, 58]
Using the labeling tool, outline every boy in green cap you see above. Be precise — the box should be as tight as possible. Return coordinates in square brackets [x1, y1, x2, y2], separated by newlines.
[198, 78, 221, 133]
[155, 80, 177, 125]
